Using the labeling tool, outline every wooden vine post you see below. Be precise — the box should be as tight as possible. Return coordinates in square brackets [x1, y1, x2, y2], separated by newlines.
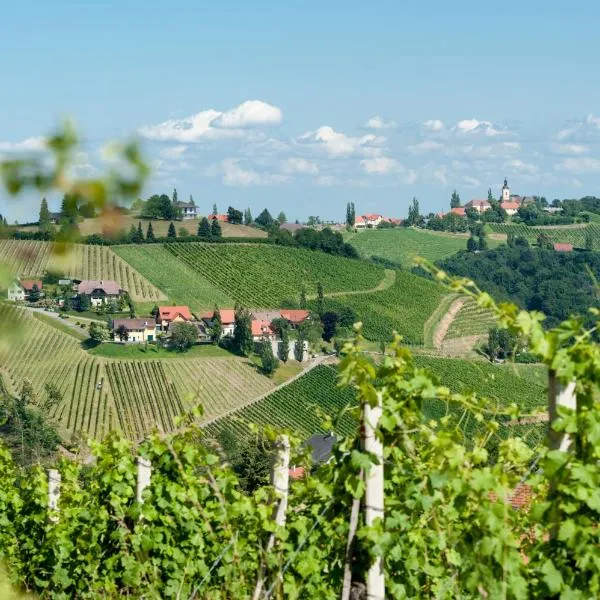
[136, 456, 152, 504]
[548, 371, 577, 452]
[47, 469, 61, 523]
[364, 392, 385, 600]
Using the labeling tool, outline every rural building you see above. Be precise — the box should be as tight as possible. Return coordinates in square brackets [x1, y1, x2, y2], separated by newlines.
[450, 207, 466, 217]
[49, 212, 61, 224]
[500, 201, 520, 216]
[251, 320, 275, 341]
[465, 199, 491, 213]
[354, 216, 366, 229]
[7, 279, 43, 301]
[112, 318, 157, 343]
[200, 309, 236, 336]
[174, 201, 197, 220]
[279, 223, 305, 234]
[210, 214, 229, 223]
[190, 320, 212, 343]
[280, 309, 310, 327]
[553, 243, 574, 252]
[77, 280, 123, 307]
[158, 306, 193, 331]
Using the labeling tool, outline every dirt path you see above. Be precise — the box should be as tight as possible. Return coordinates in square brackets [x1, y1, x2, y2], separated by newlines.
[432, 297, 466, 350]
[307, 269, 396, 300]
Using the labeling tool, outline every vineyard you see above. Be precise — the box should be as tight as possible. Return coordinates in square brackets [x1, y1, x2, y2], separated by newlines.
[444, 298, 497, 340]
[113, 244, 233, 311]
[164, 243, 386, 307]
[0, 240, 165, 302]
[0, 305, 275, 440]
[346, 228, 501, 267]
[316, 271, 449, 344]
[204, 365, 358, 441]
[487, 222, 600, 249]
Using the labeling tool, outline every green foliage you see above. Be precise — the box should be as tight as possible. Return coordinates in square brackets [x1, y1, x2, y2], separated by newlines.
[255, 208, 274, 229]
[211, 217, 222, 238]
[197, 216, 212, 239]
[88, 321, 109, 342]
[169, 321, 197, 351]
[167, 221, 176, 239]
[227, 206, 243, 225]
[141, 194, 177, 220]
[259, 338, 279, 376]
[233, 308, 253, 356]
[38, 198, 51, 231]
[488, 222, 600, 250]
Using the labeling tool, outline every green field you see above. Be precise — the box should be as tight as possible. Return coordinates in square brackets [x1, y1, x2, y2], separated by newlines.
[164, 243, 386, 307]
[113, 244, 233, 312]
[0, 304, 275, 440]
[88, 342, 231, 359]
[346, 228, 500, 267]
[445, 299, 498, 340]
[487, 222, 599, 249]
[317, 271, 449, 344]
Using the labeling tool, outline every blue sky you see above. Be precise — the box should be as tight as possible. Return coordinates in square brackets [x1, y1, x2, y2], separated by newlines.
[1, 0, 599, 223]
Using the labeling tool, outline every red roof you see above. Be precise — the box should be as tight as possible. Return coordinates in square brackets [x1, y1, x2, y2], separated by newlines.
[501, 202, 520, 210]
[158, 306, 193, 321]
[466, 199, 491, 208]
[363, 213, 382, 220]
[355, 216, 366, 224]
[77, 280, 120, 295]
[553, 243, 573, 252]
[450, 207, 466, 216]
[280, 309, 310, 324]
[289, 466, 306, 480]
[20, 279, 42, 291]
[210, 214, 229, 222]
[251, 320, 274, 337]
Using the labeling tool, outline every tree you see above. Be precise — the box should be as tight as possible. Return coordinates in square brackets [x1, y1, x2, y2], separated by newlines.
[146, 221, 155, 242]
[227, 207, 243, 225]
[170, 322, 198, 351]
[278, 327, 290, 362]
[345, 202, 356, 227]
[537, 232, 553, 250]
[316, 281, 324, 316]
[135, 221, 144, 243]
[28, 284, 40, 303]
[450, 190, 461, 209]
[150, 305, 159, 317]
[467, 236, 478, 252]
[141, 194, 177, 220]
[506, 230, 516, 247]
[38, 198, 51, 230]
[211, 217, 222, 238]
[406, 197, 422, 227]
[197, 217, 212, 239]
[294, 336, 306, 361]
[338, 306, 358, 328]
[172, 188, 178, 205]
[478, 235, 488, 251]
[233, 308, 253, 356]
[60, 193, 79, 225]
[486, 327, 519, 361]
[167, 222, 177, 239]
[212, 203, 218, 216]
[128, 224, 137, 243]
[89, 322, 109, 343]
[259, 337, 279, 375]
[321, 311, 338, 342]
[210, 305, 222, 343]
[75, 293, 91, 312]
[299, 286, 307, 310]
[255, 209, 274, 229]
[487, 188, 494, 202]
[178, 227, 188, 238]
[244, 208, 253, 225]
[115, 324, 129, 342]
[41, 383, 62, 414]
[277, 211, 287, 225]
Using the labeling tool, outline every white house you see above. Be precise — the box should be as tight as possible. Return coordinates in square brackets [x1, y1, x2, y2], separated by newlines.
[112, 318, 157, 343]
[7, 279, 43, 302]
[77, 280, 123, 307]
[465, 199, 491, 213]
[174, 201, 197, 220]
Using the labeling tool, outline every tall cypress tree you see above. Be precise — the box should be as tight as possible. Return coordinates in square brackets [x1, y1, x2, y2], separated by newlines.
[136, 221, 144, 242]
[211, 217, 222, 238]
[244, 208, 253, 225]
[172, 188, 178, 204]
[146, 221, 155, 242]
[316, 281, 324, 316]
[167, 222, 177, 239]
[212, 203, 218, 216]
[197, 217, 212, 238]
[39, 198, 51, 230]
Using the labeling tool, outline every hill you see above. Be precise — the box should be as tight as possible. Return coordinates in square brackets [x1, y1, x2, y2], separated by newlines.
[487, 222, 600, 249]
[0, 305, 275, 441]
[0, 240, 165, 302]
[126, 242, 387, 307]
[346, 228, 500, 267]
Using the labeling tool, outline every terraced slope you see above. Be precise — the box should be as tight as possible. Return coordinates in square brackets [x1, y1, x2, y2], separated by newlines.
[0, 240, 165, 302]
[445, 299, 497, 339]
[0, 305, 274, 441]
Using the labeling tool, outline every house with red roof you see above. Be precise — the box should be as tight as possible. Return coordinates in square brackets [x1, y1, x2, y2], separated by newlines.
[450, 207, 466, 217]
[465, 199, 491, 213]
[553, 243, 573, 252]
[209, 214, 229, 223]
[7, 279, 43, 302]
[157, 305, 193, 331]
[200, 308, 236, 336]
[500, 201, 520, 216]
[76, 280, 123, 307]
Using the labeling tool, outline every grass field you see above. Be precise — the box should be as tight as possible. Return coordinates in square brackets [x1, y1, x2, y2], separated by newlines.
[346, 228, 501, 267]
[487, 222, 600, 249]
[445, 299, 498, 340]
[164, 243, 386, 307]
[316, 270, 449, 344]
[0, 240, 165, 302]
[113, 244, 233, 311]
[0, 304, 275, 440]
[88, 341, 231, 359]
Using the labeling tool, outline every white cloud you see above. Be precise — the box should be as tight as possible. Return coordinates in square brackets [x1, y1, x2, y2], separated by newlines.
[503, 142, 520, 150]
[552, 143, 588, 155]
[159, 145, 188, 159]
[555, 157, 600, 174]
[363, 115, 396, 130]
[282, 157, 319, 175]
[359, 156, 399, 175]
[433, 166, 449, 185]
[557, 114, 600, 140]
[139, 100, 282, 142]
[455, 119, 505, 136]
[299, 126, 385, 157]
[423, 119, 445, 131]
[0, 137, 45, 152]
[314, 175, 340, 187]
[407, 140, 443, 154]
[217, 158, 289, 186]
[212, 100, 282, 129]
[504, 159, 538, 174]
[586, 113, 600, 128]
[404, 169, 418, 184]
[462, 175, 481, 188]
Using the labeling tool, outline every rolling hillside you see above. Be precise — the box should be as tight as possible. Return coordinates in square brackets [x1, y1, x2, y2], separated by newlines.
[487, 222, 599, 249]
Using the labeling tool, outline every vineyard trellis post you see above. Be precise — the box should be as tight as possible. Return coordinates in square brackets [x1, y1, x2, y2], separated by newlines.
[252, 434, 290, 600]
[47, 468, 61, 523]
[548, 371, 577, 452]
[364, 392, 384, 600]
[136, 456, 152, 503]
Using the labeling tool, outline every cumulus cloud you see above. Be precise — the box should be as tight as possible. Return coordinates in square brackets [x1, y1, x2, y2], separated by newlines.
[139, 100, 282, 142]
[407, 140, 444, 154]
[557, 113, 600, 141]
[363, 115, 396, 130]
[423, 119, 445, 131]
[462, 175, 481, 188]
[159, 145, 188, 159]
[282, 157, 319, 174]
[455, 119, 505, 136]
[433, 165, 449, 185]
[504, 159, 538, 174]
[552, 143, 589, 155]
[359, 156, 399, 175]
[0, 137, 45, 152]
[555, 156, 600, 174]
[404, 169, 418, 184]
[299, 126, 385, 157]
[214, 158, 289, 186]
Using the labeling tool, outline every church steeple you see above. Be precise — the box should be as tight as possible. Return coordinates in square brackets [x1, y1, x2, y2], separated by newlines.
[501, 177, 510, 202]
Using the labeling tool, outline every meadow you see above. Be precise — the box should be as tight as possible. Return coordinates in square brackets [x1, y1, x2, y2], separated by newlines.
[165, 243, 386, 307]
[0, 240, 165, 302]
[346, 228, 500, 267]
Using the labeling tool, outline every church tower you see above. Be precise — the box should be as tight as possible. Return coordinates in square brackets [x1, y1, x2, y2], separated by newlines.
[501, 177, 510, 203]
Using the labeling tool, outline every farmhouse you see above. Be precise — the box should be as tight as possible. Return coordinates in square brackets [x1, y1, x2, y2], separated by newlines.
[174, 201, 197, 220]
[450, 207, 466, 217]
[280, 309, 310, 328]
[7, 279, 43, 301]
[158, 306, 193, 331]
[500, 201, 520, 216]
[465, 199, 491, 213]
[112, 318, 157, 343]
[553, 243, 574, 252]
[77, 280, 123, 307]
[200, 309, 236, 336]
[210, 214, 229, 223]
[251, 320, 275, 341]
